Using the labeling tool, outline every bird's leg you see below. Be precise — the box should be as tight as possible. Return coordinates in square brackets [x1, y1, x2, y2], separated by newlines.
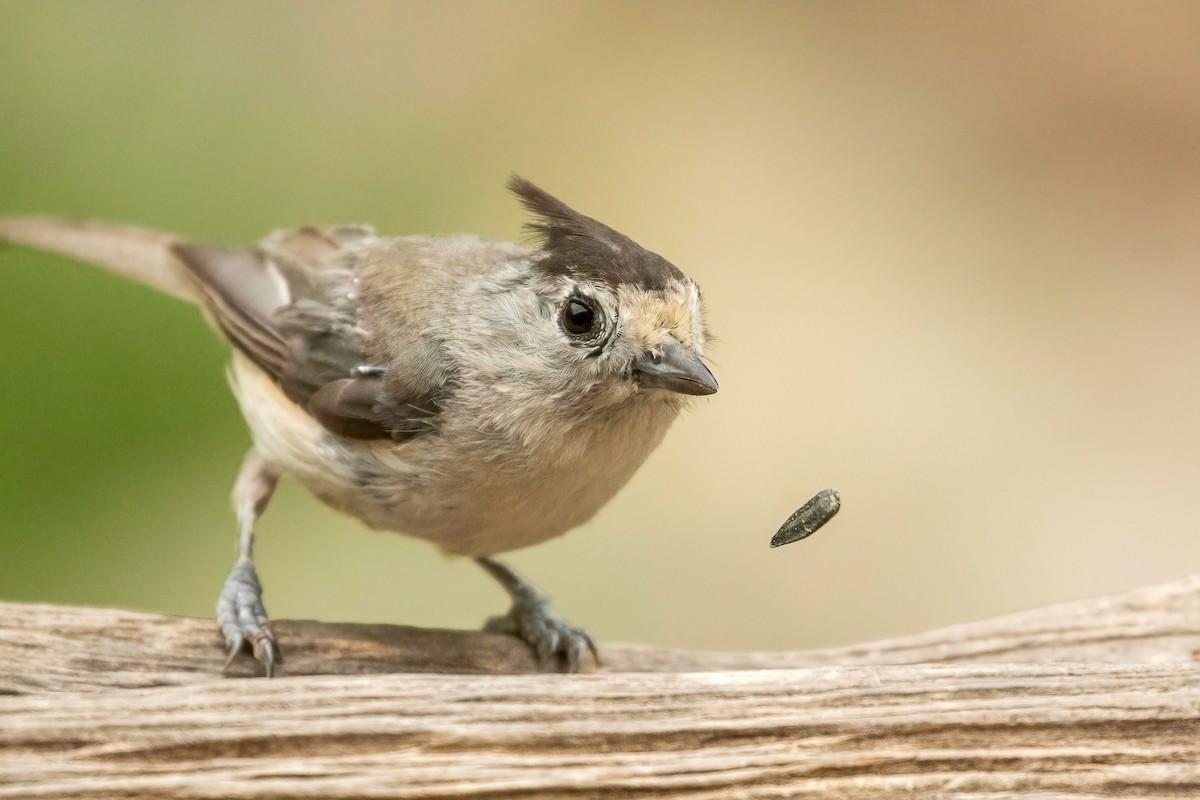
[216, 450, 280, 677]
[476, 557, 599, 673]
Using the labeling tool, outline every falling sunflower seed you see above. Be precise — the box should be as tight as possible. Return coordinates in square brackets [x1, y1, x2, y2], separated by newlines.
[770, 489, 841, 548]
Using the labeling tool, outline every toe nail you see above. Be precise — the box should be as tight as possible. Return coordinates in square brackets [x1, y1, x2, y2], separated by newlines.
[263, 650, 275, 678]
[223, 634, 245, 671]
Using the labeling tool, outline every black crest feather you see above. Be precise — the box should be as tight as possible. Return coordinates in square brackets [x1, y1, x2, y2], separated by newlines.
[507, 175, 685, 290]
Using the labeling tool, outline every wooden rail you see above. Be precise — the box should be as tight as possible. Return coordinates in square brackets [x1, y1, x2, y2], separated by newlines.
[2, 576, 1200, 798]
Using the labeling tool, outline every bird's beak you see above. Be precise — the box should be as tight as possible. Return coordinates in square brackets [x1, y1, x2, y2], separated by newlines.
[633, 335, 719, 396]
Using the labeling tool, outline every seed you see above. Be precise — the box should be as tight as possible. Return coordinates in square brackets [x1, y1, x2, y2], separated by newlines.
[770, 489, 841, 548]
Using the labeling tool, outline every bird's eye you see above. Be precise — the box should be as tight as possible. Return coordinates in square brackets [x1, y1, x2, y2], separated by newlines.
[560, 296, 598, 337]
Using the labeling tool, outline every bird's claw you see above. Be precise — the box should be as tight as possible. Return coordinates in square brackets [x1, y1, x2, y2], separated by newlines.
[485, 595, 599, 673]
[217, 562, 280, 677]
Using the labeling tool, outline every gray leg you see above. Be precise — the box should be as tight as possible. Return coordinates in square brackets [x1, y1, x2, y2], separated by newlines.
[216, 450, 280, 677]
[476, 557, 598, 673]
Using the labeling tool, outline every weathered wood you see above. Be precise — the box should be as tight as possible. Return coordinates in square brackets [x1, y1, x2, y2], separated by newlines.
[4, 664, 1200, 799]
[2, 576, 1199, 798]
[3, 575, 1200, 693]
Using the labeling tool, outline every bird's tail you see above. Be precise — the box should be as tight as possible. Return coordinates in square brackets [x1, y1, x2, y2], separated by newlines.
[0, 217, 199, 304]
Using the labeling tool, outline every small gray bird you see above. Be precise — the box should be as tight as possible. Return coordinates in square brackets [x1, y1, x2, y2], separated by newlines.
[0, 177, 717, 674]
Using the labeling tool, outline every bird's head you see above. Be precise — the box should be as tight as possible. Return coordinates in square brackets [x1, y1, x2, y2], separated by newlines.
[503, 176, 717, 411]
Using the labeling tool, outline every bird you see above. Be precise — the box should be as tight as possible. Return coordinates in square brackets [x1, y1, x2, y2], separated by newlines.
[0, 176, 717, 675]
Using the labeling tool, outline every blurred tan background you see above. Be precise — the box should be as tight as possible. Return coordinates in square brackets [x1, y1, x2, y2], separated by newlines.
[1, 1, 1198, 652]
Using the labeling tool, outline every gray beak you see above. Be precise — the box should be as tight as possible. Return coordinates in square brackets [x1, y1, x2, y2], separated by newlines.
[633, 335, 719, 396]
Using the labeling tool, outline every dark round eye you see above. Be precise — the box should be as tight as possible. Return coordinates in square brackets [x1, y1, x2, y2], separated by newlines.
[560, 296, 597, 336]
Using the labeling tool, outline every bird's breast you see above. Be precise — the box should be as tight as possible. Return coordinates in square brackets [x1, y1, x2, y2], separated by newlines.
[354, 395, 682, 555]
[229, 355, 682, 557]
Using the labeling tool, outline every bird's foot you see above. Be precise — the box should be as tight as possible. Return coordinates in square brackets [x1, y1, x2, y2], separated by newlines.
[485, 593, 599, 673]
[216, 562, 280, 677]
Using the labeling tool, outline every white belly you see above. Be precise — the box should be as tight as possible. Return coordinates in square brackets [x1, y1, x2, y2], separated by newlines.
[228, 355, 678, 556]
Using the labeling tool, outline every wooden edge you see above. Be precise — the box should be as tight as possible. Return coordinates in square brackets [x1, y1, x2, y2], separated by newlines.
[2, 663, 1199, 798]
[2, 574, 1199, 693]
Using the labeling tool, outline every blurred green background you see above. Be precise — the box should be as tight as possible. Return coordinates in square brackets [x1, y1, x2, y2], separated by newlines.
[2, 1, 1199, 652]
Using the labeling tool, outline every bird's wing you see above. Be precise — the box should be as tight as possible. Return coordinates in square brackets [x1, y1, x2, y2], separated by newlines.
[171, 226, 440, 441]
[0, 216, 442, 441]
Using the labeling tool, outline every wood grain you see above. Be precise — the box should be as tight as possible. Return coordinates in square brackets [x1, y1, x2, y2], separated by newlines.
[2, 576, 1200, 797]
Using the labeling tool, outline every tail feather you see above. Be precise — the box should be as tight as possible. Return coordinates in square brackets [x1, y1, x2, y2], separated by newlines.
[0, 217, 198, 304]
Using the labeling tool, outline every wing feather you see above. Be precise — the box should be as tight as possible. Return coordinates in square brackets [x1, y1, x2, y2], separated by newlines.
[171, 229, 441, 442]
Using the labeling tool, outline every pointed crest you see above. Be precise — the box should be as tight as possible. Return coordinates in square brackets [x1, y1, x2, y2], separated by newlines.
[507, 175, 685, 290]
